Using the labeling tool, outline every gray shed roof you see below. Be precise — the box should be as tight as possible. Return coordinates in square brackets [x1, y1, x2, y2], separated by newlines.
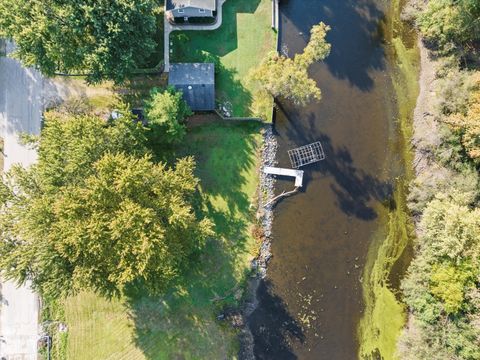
[167, 0, 216, 11]
[169, 63, 215, 111]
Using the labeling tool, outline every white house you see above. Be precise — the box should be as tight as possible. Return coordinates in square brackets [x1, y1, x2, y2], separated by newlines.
[166, 0, 216, 20]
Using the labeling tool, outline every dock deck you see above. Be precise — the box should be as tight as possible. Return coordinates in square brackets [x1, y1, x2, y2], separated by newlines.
[264, 166, 304, 187]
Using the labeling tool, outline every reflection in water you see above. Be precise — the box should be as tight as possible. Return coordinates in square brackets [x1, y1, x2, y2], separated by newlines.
[247, 0, 401, 358]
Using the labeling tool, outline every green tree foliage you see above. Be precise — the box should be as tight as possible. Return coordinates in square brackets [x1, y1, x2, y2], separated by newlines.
[0, 111, 212, 298]
[0, 0, 158, 83]
[401, 4, 480, 358]
[400, 196, 480, 359]
[430, 263, 475, 314]
[145, 87, 192, 145]
[250, 22, 331, 106]
[445, 73, 480, 164]
[407, 166, 478, 215]
[294, 22, 332, 68]
[417, 0, 480, 50]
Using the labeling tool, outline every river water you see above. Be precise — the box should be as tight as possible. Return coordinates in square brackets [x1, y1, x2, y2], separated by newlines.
[247, 0, 406, 358]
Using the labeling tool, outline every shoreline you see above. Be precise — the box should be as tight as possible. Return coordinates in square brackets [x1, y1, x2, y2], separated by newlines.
[255, 124, 278, 277]
[238, 124, 277, 360]
[411, 37, 443, 184]
[357, 0, 422, 356]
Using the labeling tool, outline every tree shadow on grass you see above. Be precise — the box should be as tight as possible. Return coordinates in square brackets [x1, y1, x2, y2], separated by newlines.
[169, 0, 268, 117]
[114, 73, 168, 108]
[170, 35, 254, 116]
[171, 0, 262, 59]
[140, 11, 165, 69]
[125, 120, 263, 359]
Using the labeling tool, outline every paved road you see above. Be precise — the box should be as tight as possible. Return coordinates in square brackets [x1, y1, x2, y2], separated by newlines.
[0, 41, 42, 360]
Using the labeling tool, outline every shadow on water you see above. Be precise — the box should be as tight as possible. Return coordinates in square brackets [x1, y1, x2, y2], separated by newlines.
[276, 101, 393, 221]
[280, 0, 386, 91]
[318, 133, 393, 220]
[248, 279, 305, 360]
[248, 0, 397, 358]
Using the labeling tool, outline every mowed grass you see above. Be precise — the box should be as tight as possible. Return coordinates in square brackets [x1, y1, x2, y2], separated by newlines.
[170, 0, 276, 118]
[61, 121, 263, 360]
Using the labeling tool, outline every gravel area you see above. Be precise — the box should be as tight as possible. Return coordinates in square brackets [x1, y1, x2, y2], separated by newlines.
[253, 124, 277, 278]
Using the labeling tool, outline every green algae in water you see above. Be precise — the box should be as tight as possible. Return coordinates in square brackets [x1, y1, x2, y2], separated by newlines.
[358, 183, 415, 360]
[358, 0, 420, 359]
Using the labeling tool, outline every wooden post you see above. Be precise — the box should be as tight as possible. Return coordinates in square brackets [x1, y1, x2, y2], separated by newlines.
[275, 0, 279, 31]
[271, 0, 275, 29]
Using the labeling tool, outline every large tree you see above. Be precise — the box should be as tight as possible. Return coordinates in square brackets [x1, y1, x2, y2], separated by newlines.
[0, 111, 212, 298]
[0, 0, 158, 83]
[145, 86, 192, 145]
[250, 22, 331, 106]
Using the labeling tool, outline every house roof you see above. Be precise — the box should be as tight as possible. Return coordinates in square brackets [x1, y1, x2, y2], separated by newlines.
[168, 0, 216, 11]
[169, 63, 215, 111]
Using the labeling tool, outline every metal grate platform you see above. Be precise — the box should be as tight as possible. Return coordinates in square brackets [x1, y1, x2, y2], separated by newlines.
[288, 141, 325, 169]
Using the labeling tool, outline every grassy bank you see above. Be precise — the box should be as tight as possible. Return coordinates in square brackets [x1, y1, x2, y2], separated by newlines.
[357, 0, 420, 359]
[47, 121, 262, 359]
[170, 0, 276, 119]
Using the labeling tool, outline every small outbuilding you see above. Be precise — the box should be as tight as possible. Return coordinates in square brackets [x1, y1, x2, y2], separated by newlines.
[168, 63, 215, 111]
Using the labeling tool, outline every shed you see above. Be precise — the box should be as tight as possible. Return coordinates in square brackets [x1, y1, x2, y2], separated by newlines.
[168, 63, 215, 111]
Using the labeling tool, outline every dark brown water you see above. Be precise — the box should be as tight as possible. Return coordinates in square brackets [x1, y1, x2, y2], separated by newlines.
[247, 0, 401, 358]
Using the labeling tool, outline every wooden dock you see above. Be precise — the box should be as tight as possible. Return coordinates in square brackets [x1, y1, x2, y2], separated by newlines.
[264, 166, 304, 187]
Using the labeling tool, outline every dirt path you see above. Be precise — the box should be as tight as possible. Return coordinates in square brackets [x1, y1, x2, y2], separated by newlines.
[412, 39, 442, 176]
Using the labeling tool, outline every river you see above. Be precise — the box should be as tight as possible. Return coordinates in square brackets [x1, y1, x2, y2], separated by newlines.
[247, 0, 418, 359]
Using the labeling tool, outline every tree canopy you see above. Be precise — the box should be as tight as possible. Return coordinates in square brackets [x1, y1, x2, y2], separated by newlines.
[399, 2, 480, 358]
[145, 86, 192, 145]
[445, 73, 480, 164]
[417, 0, 480, 50]
[400, 196, 480, 359]
[0, 111, 212, 298]
[250, 22, 331, 106]
[0, 0, 159, 83]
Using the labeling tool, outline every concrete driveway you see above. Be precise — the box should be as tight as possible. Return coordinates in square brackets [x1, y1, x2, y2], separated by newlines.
[0, 41, 42, 360]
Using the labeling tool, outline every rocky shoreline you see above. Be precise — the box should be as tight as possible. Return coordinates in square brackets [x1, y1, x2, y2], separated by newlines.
[237, 124, 278, 360]
[254, 124, 278, 277]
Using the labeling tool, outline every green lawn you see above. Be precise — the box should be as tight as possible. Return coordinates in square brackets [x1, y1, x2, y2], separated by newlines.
[170, 0, 276, 119]
[57, 121, 263, 359]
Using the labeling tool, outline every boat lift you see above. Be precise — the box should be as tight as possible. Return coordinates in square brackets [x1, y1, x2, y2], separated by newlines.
[263, 141, 326, 206]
